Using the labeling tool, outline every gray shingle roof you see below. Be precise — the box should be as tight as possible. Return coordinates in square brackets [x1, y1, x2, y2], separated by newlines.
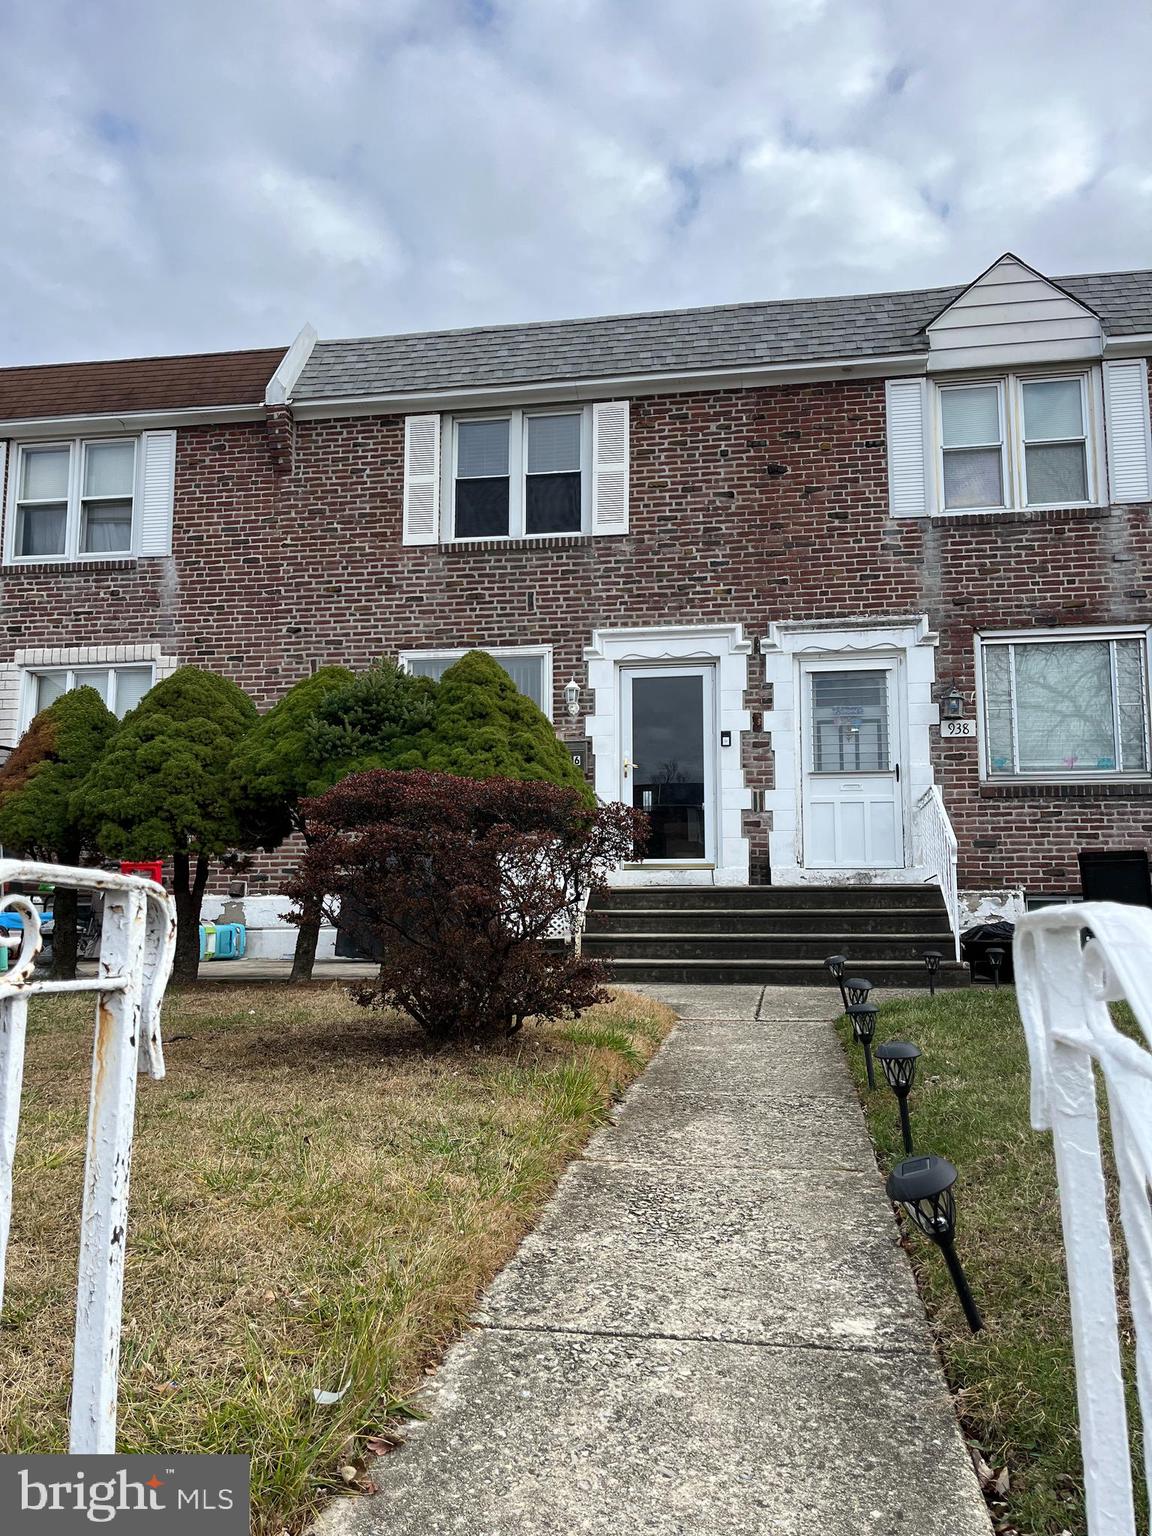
[293, 268, 1152, 403]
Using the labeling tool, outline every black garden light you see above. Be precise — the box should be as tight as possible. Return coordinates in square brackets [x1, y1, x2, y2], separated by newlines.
[922, 949, 942, 997]
[825, 954, 849, 1009]
[886, 1155, 983, 1333]
[986, 946, 1005, 988]
[848, 1001, 878, 1090]
[844, 977, 873, 1008]
[875, 1039, 921, 1155]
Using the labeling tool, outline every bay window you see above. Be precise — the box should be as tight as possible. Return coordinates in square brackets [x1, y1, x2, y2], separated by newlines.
[10, 437, 138, 561]
[937, 373, 1095, 513]
[979, 631, 1150, 779]
[449, 409, 589, 540]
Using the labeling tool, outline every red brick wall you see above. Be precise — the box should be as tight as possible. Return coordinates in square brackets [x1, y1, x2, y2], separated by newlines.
[2, 378, 1150, 899]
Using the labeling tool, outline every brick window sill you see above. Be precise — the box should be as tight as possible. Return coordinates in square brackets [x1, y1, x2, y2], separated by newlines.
[929, 504, 1113, 529]
[440, 534, 599, 556]
[979, 780, 1152, 800]
[1, 558, 139, 576]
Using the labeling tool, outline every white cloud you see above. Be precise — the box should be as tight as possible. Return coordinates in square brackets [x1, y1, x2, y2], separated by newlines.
[0, 0, 1148, 363]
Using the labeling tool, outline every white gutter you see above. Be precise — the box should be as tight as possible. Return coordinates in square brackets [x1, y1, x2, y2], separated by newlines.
[265, 323, 317, 405]
[287, 351, 931, 418]
[0, 402, 267, 438]
[1102, 333, 1152, 359]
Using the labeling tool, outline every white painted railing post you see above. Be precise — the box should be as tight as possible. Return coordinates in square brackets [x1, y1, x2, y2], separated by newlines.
[912, 785, 961, 959]
[1016, 901, 1152, 1535]
[0, 859, 175, 1455]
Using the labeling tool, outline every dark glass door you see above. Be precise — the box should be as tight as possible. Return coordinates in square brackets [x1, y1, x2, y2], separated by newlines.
[625, 669, 709, 861]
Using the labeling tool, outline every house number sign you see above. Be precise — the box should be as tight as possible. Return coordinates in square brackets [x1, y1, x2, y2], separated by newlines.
[941, 719, 978, 739]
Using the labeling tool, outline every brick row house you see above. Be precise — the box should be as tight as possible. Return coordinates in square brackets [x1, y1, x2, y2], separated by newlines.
[2, 254, 1151, 973]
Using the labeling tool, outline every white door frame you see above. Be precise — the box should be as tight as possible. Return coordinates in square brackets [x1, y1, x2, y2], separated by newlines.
[761, 615, 940, 886]
[620, 662, 716, 867]
[798, 654, 907, 869]
[584, 624, 753, 886]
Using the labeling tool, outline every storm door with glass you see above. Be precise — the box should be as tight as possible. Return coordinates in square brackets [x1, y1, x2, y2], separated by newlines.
[801, 662, 904, 868]
[621, 666, 714, 862]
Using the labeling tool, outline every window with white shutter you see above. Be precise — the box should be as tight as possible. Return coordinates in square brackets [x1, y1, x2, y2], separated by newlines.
[3, 433, 169, 562]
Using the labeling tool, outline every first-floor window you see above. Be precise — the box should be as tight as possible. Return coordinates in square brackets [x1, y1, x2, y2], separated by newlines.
[23, 664, 153, 727]
[450, 408, 587, 540]
[980, 632, 1150, 778]
[400, 648, 552, 715]
[10, 437, 138, 561]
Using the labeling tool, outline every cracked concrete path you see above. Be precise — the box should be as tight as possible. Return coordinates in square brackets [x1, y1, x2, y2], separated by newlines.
[316, 985, 990, 1536]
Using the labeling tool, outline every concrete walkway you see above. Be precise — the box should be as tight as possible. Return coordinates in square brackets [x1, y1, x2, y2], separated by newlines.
[318, 985, 990, 1536]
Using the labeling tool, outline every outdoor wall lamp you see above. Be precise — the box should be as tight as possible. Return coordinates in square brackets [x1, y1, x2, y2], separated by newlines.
[922, 949, 942, 997]
[941, 682, 965, 719]
[886, 1155, 983, 1334]
[876, 1039, 921, 1155]
[844, 977, 873, 1007]
[848, 1001, 878, 1090]
[824, 953, 849, 1010]
[563, 678, 582, 718]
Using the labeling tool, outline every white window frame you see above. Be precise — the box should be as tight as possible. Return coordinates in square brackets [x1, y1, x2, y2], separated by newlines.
[975, 626, 1152, 782]
[442, 407, 592, 542]
[6, 436, 140, 565]
[398, 645, 554, 719]
[20, 663, 155, 730]
[934, 369, 1102, 515]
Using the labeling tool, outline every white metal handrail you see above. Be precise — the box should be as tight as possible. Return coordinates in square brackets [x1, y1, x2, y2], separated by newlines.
[912, 785, 961, 959]
[0, 859, 176, 1453]
[1016, 901, 1152, 1535]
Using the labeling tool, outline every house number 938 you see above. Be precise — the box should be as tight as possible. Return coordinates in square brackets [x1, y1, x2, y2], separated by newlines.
[941, 719, 977, 739]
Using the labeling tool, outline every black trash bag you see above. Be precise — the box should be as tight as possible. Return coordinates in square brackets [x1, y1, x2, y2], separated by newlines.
[960, 920, 1015, 983]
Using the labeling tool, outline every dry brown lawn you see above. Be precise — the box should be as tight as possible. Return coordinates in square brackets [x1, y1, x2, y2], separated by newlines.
[0, 983, 675, 1534]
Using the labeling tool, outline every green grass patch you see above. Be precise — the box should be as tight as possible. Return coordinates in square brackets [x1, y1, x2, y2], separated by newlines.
[0, 984, 675, 1534]
[837, 987, 1144, 1536]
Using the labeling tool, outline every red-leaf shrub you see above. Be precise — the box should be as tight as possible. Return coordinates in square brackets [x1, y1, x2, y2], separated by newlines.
[287, 769, 646, 1042]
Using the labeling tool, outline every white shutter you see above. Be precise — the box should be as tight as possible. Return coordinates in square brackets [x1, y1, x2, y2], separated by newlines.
[1104, 360, 1152, 504]
[592, 400, 629, 535]
[403, 415, 441, 545]
[0, 441, 7, 560]
[138, 430, 176, 555]
[885, 378, 934, 518]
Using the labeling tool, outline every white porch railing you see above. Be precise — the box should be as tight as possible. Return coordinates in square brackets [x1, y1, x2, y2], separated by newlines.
[0, 860, 176, 1454]
[912, 785, 960, 959]
[1016, 901, 1152, 1535]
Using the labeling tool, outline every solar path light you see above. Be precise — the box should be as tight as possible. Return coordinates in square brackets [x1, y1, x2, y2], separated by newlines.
[986, 946, 1005, 988]
[824, 954, 848, 1010]
[844, 977, 873, 1007]
[886, 1155, 983, 1333]
[848, 1001, 878, 1090]
[875, 1039, 921, 1155]
[922, 949, 942, 996]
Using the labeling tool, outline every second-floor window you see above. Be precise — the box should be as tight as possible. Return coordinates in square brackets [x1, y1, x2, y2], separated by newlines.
[938, 373, 1095, 513]
[451, 408, 589, 540]
[10, 437, 137, 561]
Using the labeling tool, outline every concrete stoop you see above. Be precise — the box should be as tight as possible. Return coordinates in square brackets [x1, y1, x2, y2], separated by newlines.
[314, 985, 991, 1536]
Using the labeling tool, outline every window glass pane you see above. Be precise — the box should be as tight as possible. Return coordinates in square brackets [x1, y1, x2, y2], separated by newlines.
[943, 447, 1003, 509]
[1025, 442, 1088, 505]
[17, 504, 66, 557]
[81, 500, 133, 553]
[405, 657, 453, 682]
[455, 477, 509, 538]
[1022, 379, 1084, 442]
[983, 646, 1015, 773]
[527, 414, 581, 474]
[456, 419, 509, 478]
[941, 386, 1000, 447]
[810, 670, 890, 772]
[72, 669, 111, 703]
[33, 672, 67, 714]
[21, 446, 69, 501]
[1116, 640, 1148, 772]
[1015, 641, 1114, 772]
[113, 668, 152, 715]
[526, 473, 582, 535]
[494, 654, 545, 710]
[84, 440, 135, 497]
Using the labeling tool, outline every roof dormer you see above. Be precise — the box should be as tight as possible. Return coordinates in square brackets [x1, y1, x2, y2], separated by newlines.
[926, 253, 1103, 373]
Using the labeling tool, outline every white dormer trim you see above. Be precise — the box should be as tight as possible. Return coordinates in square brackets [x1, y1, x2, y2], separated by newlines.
[265, 323, 318, 405]
[926, 254, 1103, 374]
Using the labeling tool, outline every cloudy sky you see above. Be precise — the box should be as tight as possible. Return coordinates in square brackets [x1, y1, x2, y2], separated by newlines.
[1, 0, 1150, 365]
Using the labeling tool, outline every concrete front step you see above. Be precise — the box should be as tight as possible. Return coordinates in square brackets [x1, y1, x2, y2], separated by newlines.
[599, 884, 947, 911]
[602, 956, 966, 987]
[583, 932, 954, 962]
[585, 908, 954, 936]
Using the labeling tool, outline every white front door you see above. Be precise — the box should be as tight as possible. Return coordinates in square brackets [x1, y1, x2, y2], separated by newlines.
[621, 665, 715, 864]
[801, 661, 905, 869]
